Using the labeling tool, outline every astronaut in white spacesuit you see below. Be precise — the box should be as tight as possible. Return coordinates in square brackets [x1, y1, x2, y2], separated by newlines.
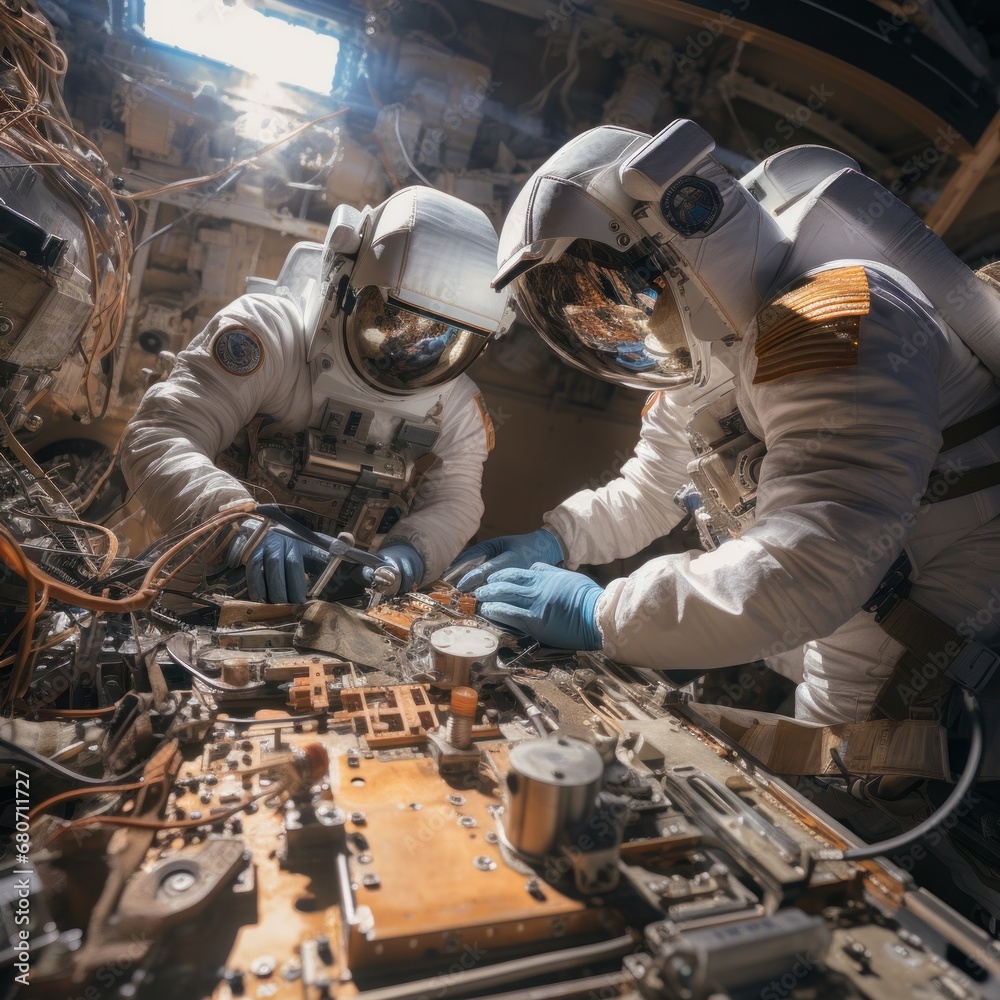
[122, 186, 513, 604]
[454, 119, 1000, 735]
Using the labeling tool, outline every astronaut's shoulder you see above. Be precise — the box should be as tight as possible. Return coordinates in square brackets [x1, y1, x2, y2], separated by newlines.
[223, 293, 305, 341]
[751, 264, 870, 384]
[198, 294, 305, 379]
[437, 373, 480, 410]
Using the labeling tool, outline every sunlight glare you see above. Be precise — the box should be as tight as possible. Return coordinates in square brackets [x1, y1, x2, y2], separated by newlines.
[144, 0, 340, 94]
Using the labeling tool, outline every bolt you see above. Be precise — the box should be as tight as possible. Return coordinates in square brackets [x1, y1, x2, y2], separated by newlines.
[163, 871, 196, 894]
[249, 956, 275, 977]
[473, 856, 497, 871]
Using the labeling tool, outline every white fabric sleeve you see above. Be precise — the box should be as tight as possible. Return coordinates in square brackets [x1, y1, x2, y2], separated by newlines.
[542, 392, 693, 569]
[121, 295, 308, 534]
[596, 284, 946, 671]
[383, 375, 490, 583]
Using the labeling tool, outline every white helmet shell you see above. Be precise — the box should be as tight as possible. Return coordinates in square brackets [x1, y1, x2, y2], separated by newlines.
[495, 121, 790, 392]
[306, 186, 514, 397]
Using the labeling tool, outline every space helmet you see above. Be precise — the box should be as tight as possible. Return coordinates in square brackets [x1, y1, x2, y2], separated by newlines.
[493, 120, 790, 390]
[304, 186, 514, 397]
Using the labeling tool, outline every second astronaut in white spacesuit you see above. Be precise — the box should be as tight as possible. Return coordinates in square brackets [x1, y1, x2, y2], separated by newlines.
[455, 119, 1000, 733]
[123, 186, 513, 604]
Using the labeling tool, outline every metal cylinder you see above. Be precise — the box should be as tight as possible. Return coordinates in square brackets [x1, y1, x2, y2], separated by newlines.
[502, 735, 604, 860]
[428, 624, 498, 688]
[445, 686, 478, 750]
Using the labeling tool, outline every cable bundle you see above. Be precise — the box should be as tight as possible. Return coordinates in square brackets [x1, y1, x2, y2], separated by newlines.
[0, 0, 133, 418]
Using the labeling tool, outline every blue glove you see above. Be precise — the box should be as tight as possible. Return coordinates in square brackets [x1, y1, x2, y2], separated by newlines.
[360, 541, 425, 596]
[448, 528, 564, 592]
[229, 523, 329, 604]
[475, 563, 604, 649]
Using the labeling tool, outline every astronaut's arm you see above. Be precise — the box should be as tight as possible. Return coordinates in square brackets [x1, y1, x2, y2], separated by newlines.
[596, 291, 945, 671]
[382, 380, 490, 584]
[121, 299, 301, 534]
[542, 391, 695, 569]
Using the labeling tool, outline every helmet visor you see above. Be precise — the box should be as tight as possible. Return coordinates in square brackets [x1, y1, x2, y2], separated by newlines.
[513, 241, 710, 390]
[347, 286, 490, 394]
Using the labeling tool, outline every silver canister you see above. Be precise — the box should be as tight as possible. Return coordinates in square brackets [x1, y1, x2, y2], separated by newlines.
[428, 624, 499, 688]
[502, 735, 604, 860]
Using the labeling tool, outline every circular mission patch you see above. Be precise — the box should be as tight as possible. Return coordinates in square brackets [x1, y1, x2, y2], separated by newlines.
[659, 175, 722, 237]
[212, 328, 264, 376]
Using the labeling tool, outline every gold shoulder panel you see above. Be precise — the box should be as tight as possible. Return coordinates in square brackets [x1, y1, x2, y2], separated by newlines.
[752, 264, 870, 385]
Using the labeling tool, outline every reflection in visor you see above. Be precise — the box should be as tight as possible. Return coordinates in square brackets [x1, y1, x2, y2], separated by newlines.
[348, 286, 489, 393]
[515, 245, 706, 390]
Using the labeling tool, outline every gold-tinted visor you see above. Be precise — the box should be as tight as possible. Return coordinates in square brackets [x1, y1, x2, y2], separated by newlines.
[347, 286, 490, 393]
[513, 243, 709, 390]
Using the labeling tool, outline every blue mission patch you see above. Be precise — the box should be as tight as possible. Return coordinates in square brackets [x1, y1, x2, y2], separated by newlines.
[659, 175, 723, 237]
[212, 328, 263, 376]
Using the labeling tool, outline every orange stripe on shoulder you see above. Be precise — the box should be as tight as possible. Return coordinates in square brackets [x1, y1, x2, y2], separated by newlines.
[473, 392, 496, 452]
[641, 391, 665, 417]
[753, 265, 869, 385]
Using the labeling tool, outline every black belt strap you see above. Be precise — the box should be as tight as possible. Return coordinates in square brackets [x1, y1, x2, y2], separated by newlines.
[922, 460, 1000, 505]
[919, 400, 1000, 505]
[940, 401, 1000, 451]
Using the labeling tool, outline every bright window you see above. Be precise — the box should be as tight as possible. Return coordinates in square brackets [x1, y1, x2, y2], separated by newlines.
[143, 0, 340, 94]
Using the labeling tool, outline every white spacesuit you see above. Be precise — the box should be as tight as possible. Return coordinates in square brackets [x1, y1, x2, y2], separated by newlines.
[122, 186, 513, 602]
[459, 120, 1000, 733]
